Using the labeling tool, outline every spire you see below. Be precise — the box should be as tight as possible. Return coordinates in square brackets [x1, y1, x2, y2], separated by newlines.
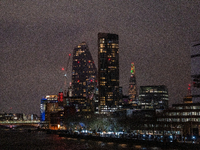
[130, 62, 135, 75]
[128, 62, 138, 105]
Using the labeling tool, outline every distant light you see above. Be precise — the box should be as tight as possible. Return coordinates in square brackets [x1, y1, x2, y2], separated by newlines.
[69, 54, 71, 56]
[78, 61, 80, 63]
[78, 80, 80, 83]
[108, 58, 111, 61]
[62, 67, 65, 71]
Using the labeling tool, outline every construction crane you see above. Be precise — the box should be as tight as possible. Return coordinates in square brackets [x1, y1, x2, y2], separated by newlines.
[61, 53, 71, 96]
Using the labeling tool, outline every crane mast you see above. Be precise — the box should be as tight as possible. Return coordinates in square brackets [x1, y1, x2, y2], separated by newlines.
[62, 53, 71, 96]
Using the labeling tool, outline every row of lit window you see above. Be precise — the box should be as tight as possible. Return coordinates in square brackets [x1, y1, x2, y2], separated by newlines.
[174, 106, 200, 109]
[100, 49, 107, 53]
[144, 90, 167, 93]
[158, 118, 200, 122]
[140, 94, 168, 97]
[100, 102, 105, 105]
[166, 111, 200, 116]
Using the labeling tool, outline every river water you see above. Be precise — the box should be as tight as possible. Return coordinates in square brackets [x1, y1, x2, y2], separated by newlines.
[0, 130, 177, 150]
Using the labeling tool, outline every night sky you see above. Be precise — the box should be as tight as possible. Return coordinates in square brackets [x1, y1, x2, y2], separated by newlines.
[1, 1, 200, 115]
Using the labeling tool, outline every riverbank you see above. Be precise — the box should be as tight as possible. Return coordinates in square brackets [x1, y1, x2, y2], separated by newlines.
[56, 130, 200, 150]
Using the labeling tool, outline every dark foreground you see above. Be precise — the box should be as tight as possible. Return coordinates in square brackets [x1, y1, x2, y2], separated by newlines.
[0, 129, 199, 150]
[58, 132, 200, 150]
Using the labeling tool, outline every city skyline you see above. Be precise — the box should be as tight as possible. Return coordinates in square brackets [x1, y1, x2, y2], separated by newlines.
[1, 1, 200, 115]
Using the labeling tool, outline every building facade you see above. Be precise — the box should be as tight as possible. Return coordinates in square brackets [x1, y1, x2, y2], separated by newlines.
[157, 103, 200, 138]
[72, 42, 97, 98]
[191, 41, 200, 103]
[138, 85, 169, 110]
[98, 33, 119, 114]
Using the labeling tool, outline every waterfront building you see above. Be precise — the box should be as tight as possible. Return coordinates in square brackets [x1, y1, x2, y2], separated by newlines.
[191, 41, 200, 103]
[69, 96, 92, 112]
[138, 85, 169, 110]
[157, 103, 200, 138]
[40, 95, 58, 121]
[40, 95, 60, 129]
[98, 33, 119, 114]
[128, 62, 138, 105]
[72, 42, 97, 99]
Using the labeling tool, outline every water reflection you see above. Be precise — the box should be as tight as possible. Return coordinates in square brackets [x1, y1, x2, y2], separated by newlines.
[118, 143, 127, 148]
[0, 130, 181, 150]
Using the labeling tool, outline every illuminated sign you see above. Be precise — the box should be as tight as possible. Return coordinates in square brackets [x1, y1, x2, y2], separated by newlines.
[45, 95, 58, 100]
[58, 92, 63, 102]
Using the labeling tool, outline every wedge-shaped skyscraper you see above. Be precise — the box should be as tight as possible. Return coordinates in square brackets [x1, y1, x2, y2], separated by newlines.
[72, 42, 97, 99]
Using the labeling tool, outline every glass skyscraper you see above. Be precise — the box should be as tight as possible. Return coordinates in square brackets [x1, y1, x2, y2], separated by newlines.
[72, 42, 97, 99]
[191, 41, 200, 102]
[138, 85, 169, 110]
[98, 33, 119, 114]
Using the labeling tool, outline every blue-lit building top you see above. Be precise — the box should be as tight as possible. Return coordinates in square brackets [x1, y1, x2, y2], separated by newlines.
[40, 95, 58, 121]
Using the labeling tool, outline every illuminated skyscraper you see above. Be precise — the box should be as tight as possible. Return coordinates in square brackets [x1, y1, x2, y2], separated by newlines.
[72, 42, 97, 99]
[191, 41, 200, 102]
[98, 33, 119, 113]
[138, 85, 169, 110]
[128, 62, 138, 105]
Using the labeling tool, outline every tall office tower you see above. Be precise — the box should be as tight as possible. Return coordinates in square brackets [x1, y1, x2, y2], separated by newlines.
[98, 33, 119, 114]
[72, 42, 97, 99]
[191, 41, 200, 102]
[138, 85, 169, 110]
[128, 62, 138, 105]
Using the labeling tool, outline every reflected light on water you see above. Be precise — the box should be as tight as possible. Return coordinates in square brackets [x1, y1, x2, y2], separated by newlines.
[119, 144, 127, 148]
[71, 138, 77, 141]
[135, 145, 142, 149]
[107, 142, 114, 145]
[97, 141, 102, 144]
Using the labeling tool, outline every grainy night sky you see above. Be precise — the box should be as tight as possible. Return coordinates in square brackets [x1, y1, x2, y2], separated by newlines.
[1, 1, 200, 115]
